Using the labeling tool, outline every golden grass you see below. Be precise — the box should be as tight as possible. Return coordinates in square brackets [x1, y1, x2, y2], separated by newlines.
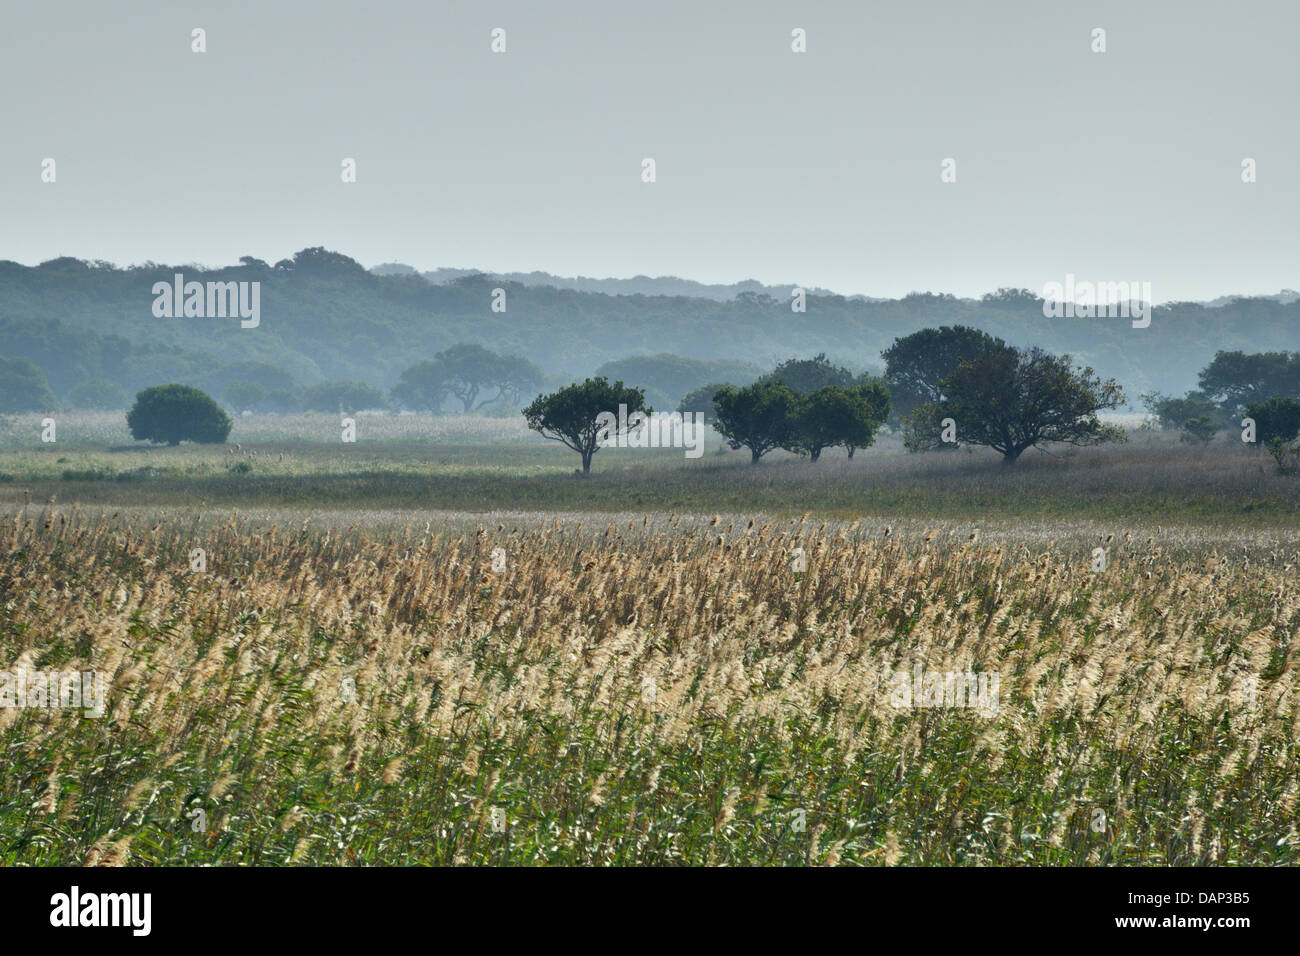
[1, 506, 1297, 865]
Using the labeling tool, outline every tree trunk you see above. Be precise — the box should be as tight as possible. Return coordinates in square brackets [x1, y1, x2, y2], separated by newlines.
[751, 448, 761, 464]
[846, 445, 855, 459]
[810, 447, 821, 462]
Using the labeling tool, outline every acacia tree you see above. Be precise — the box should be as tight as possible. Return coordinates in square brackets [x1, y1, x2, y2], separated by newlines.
[523, 377, 648, 474]
[712, 381, 802, 463]
[393, 344, 543, 412]
[904, 346, 1125, 463]
[391, 359, 448, 411]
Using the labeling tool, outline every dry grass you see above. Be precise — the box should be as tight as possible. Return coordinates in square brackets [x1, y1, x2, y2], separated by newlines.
[1, 506, 1297, 865]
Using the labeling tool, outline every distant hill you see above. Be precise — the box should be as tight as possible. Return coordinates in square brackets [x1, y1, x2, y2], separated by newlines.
[2, 247, 1298, 410]
[370, 263, 862, 302]
[1202, 289, 1300, 308]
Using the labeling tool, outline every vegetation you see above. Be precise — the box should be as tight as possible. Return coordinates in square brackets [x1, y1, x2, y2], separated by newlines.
[792, 384, 892, 461]
[712, 381, 803, 463]
[904, 347, 1126, 463]
[595, 354, 762, 411]
[68, 378, 128, 411]
[126, 385, 231, 446]
[1, 509, 1296, 865]
[5, 251, 1300, 411]
[392, 344, 544, 414]
[884, 326, 1007, 421]
[0, 357, 57, 412]
[1244, 397, 1300, 475]
[523, 378, 649, 474]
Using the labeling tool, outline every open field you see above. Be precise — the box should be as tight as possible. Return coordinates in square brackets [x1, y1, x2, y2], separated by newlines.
[2, 412, 1297, 866]
[1, 412, 1298, 525]
[1, 506, 1296, 865]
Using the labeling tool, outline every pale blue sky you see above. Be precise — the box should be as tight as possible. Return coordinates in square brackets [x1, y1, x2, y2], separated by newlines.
[1, 0, 1295, 301]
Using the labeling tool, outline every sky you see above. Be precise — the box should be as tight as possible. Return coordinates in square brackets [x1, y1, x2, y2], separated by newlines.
[1, 0, 1296, 302]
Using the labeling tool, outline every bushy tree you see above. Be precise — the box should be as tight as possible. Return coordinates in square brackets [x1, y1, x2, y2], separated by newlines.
[523, 377, 649, 474]
[792, 384, 892, 461]
[0, 357, 58, 411]
[1244, 397, 1300, 447]
[391, 360, 447, 412]
[760, 353, 853, 395]
[1199, 350, 1300, 412]
[883, 326, 1008, 420]
[127, 384, 231, 445]
[1180, 417, 1217, 445]
[1142, 389, 1230, 431]
[904, 346, 1125, 463]
[677, 382, 730, 417]
[712, 381, 802, 464]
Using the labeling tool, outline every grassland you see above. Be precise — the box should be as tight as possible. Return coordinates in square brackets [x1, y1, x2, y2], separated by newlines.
[1, 411, 1298, 525]
[1, 412, 1297, 866]
[1, 505, 1297, 865]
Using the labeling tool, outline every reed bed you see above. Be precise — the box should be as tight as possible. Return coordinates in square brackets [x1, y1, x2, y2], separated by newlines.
[1, 507, 1297, 865]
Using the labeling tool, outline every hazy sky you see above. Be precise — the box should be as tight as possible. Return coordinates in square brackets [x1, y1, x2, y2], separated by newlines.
[2, 0, 1296, 301]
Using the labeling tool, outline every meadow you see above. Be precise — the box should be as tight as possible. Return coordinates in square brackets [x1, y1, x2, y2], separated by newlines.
[1, 411, 1297, 525]
[1, 412, 1297, 866]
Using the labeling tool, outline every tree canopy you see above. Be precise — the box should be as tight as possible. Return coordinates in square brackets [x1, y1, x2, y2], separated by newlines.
[883, 325, 1008, 420]
[711, 381, 803, 464]
[522, 377, 649, 473]
[127, 384, 232, 445]
[904, 346, 1125, 463]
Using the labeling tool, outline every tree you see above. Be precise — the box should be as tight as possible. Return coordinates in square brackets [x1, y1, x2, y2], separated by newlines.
[1142, 390, 1229, 431]
[677, 382, 731, 418]
[791, 384, 892, 461]
[844, 381, 892, 457]
[491, 353, 546, 407]
[1198, 351, 1300, 413]
[300, 380, 388, 413]
[69, 378, 129, 409]
[904, 346, 1125, 463]
[0, 357, 58, 411]
[393, 345, 543, 413]
[883, 326, 1009, 420]
[523, 377, 649, 474]
[127, 384, 231, 445]
[391, 360, 449, 412]
[1244, 397, 1300, 447]
[1180, 417, 1217, 445]
[437, 344, 511, 411]
[761, 353, 853, 395]
[712, 381, 802, 464]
